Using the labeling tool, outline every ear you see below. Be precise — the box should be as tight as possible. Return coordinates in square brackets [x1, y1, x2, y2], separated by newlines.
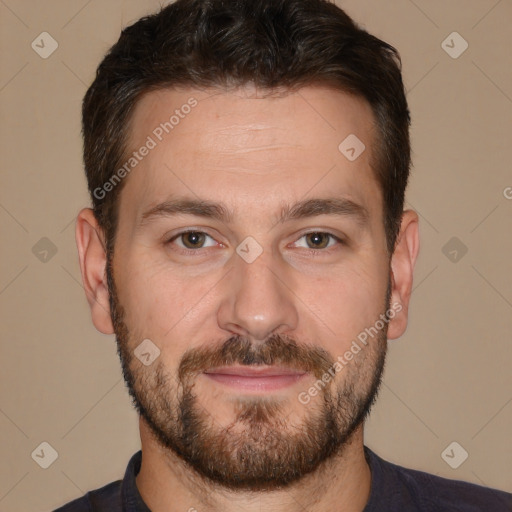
[386, 209, 420, 340]
[75, 208, 114, 334]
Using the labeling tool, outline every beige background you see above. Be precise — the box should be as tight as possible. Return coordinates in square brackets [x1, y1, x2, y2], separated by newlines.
[1, 0, 511, 510]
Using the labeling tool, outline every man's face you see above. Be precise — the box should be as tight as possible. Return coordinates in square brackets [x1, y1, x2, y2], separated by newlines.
[104, 85, 394, 490]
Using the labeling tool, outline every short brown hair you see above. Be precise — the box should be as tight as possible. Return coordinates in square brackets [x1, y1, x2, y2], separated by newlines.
[82, 0, 411, 256]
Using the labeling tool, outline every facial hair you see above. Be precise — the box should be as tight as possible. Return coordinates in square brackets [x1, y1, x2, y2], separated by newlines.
[106, 251, 390, 491]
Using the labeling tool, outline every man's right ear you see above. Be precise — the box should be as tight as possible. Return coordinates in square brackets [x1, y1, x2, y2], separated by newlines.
[75, 208, 114, 334]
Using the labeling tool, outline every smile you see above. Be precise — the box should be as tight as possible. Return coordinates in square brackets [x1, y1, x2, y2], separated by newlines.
[203, 366, 308, 392]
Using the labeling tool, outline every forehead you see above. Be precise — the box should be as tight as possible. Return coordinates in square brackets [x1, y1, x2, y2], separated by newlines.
[118, 84, 382, 230]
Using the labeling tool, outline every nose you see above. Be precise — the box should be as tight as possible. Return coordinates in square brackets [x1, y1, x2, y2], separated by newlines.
[217, 250, 299, 342]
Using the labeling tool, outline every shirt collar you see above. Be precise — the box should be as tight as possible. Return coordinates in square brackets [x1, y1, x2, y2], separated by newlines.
[121, 447, 382, 511]
[121, 450, 151, 511]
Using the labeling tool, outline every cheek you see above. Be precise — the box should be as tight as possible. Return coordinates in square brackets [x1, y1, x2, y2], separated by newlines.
[114, 257, 171, 338]
[302, 263, 387, 348]
[116, 256, 220, 347]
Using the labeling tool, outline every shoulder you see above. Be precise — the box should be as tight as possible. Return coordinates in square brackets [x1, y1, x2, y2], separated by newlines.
[52, 480, 122, 512]
[392, 463, 512, 511]
[364, 446, 512, 511]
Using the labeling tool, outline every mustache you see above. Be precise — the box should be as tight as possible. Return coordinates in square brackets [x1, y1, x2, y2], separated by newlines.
[178, 334, 335, 383]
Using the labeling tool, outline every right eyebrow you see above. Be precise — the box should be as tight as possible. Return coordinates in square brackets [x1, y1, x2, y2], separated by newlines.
[138, 198, 233, 228]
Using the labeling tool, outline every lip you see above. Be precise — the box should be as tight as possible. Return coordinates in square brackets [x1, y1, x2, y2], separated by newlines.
[204, 365, 305, 377]
[203, 366, 307, 392]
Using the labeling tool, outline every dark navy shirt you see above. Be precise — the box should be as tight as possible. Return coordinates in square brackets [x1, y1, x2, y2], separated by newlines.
[53, 446, 512, 511]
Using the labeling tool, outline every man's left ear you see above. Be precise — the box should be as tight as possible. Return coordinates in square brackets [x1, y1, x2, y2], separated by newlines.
[386, 209, 420, 340]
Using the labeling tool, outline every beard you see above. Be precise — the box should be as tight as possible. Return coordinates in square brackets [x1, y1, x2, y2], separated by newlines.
[106, 252, 390, 492]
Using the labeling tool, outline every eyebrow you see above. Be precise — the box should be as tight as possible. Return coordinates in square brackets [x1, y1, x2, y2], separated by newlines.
[138, 196, 370, 229]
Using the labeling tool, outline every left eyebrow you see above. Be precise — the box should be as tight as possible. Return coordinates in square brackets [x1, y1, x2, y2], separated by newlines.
[277, 197, 370, 228]
[137, 196, 370, 230]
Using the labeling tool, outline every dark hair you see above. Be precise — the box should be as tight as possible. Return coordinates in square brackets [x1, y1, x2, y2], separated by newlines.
[82, 0, 410, 257]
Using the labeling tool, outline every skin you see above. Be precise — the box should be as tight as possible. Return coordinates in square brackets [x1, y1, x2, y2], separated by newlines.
[76, 84, 419, 512]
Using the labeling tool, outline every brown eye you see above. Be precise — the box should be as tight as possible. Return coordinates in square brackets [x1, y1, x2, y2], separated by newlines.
[305, 232, 331, 249]
[180, 231, 207, 249]
[292, 231, 343, 253]
[165, 230, 219, 254]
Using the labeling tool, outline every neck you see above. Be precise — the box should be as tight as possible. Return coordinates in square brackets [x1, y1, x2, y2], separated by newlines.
[135, 418, 372, 512]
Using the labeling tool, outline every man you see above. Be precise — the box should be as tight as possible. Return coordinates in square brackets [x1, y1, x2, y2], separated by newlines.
[55, 0, 511, 510]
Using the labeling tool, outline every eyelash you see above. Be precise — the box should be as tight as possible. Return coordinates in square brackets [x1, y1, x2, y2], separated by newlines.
[164, 230, 345, 257]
